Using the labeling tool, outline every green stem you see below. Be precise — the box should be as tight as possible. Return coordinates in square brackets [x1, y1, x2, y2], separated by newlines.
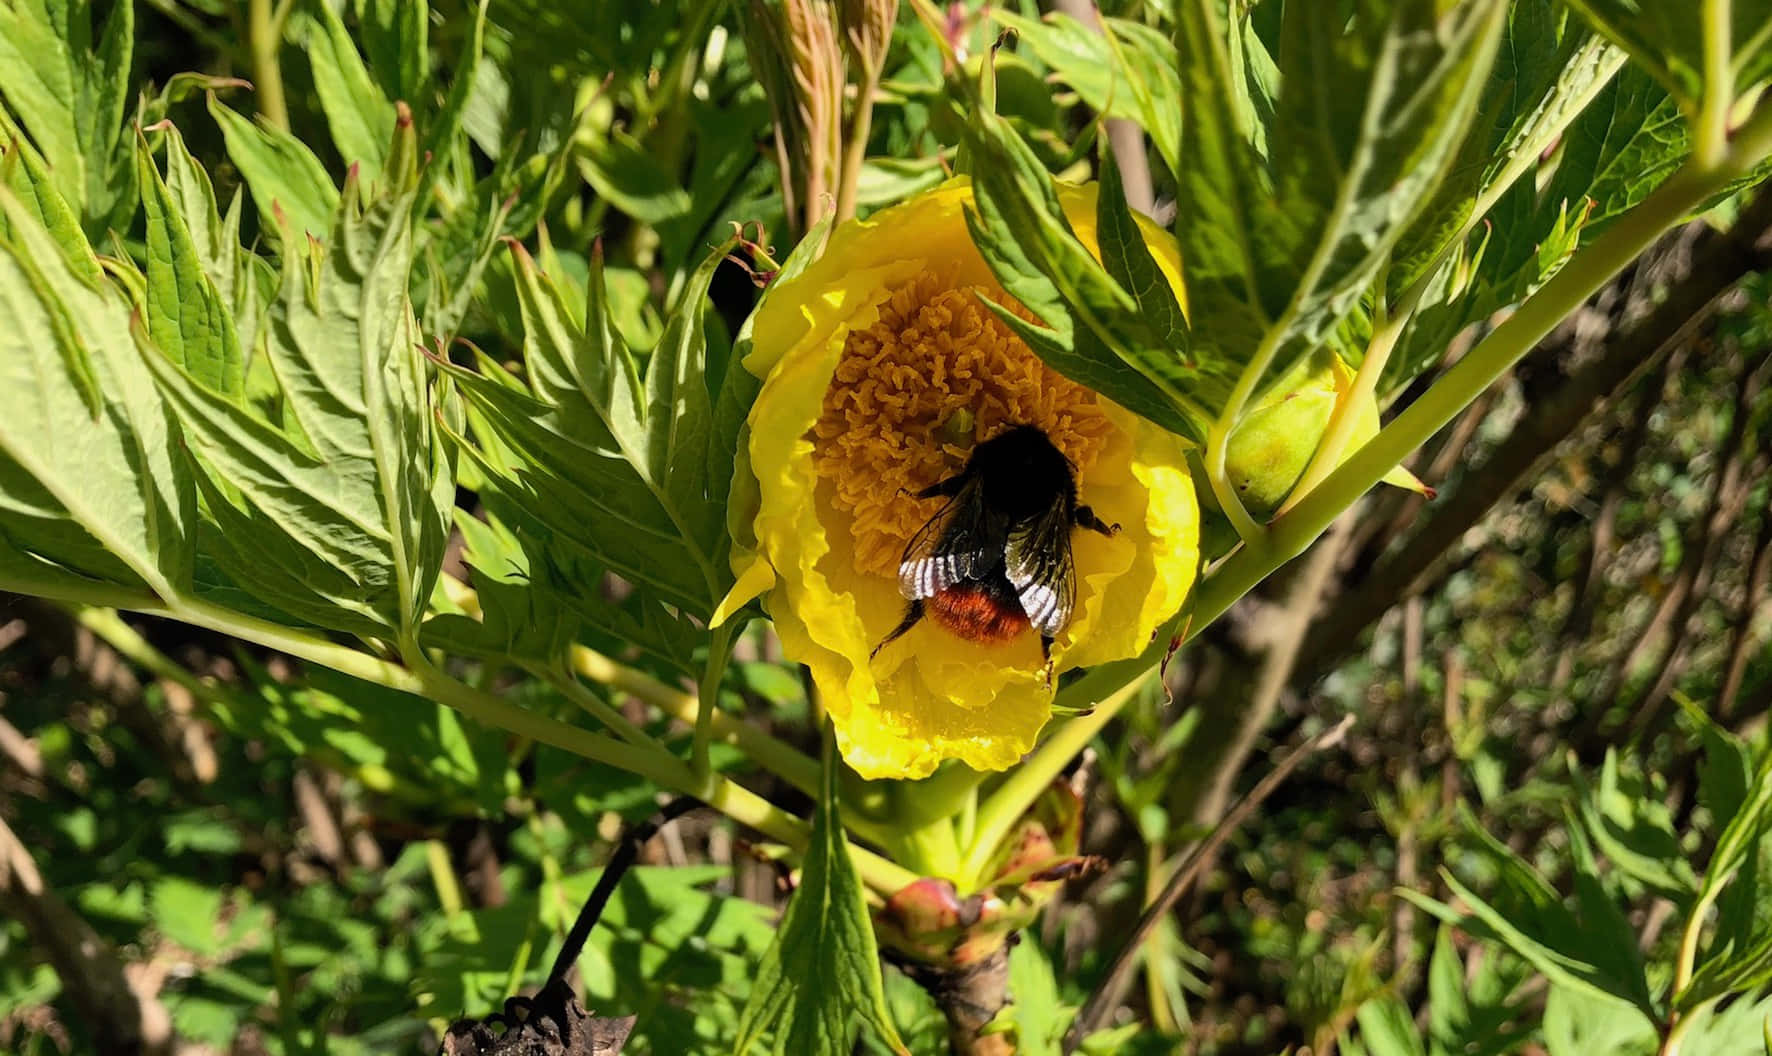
[1697, 0, 1734, 169]
[1202, 359, 1269, 543]
[1661, 995, 1719, 1056]
[963, 101, 1772, 877]
[835, 58, 883, 223]
[893, 762, 994, 829]
[693, 622, 737, 781]
[426, 839, 465, 923]
[48, 592, 915, 895]
[570, 645, 822, 800]
[961, 674, 1152, 888]
[246, 0, 290, 132]
[532, 662, 678, 756]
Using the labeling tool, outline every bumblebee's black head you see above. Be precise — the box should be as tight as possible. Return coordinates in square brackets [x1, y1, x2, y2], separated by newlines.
[967, 425, 1077, 520]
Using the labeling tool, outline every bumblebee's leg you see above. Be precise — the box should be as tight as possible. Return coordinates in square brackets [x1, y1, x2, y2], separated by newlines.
[1075, 504, 1120, 536]
[870, 600, 925, 660]
[1040, 634, 1056, 686]
[915, 473, 969, 500]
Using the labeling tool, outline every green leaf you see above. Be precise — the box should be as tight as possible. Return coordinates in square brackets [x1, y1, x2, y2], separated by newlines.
[576, 128, 692, 224]
[417, 0, 486, 199]
[990, 10, 1181, 176]
[1001, 938, 1069, 1056]
[143, 138, 450, 639]
[0, 0, 133, 230]
[421, 494, 699, 675]
[1540, 985, 1657, 1056]
[446, 236, 739, 616]
[359, 0, 429, 105]
[208, 94, 340, 243]
[0, 106, 102, 284]
[1097, 150, 1188, 372]
[1573, 750, 1700, 901]
[964, 104, 1201, 437]
[1401, 811, 1656, 1017]
[1387, 4, 1626, 299]
[1562, 0, 1772, 111]
[1352, 994, 1427, 1056]
[0, 186, 194, 598]
[1173, 0, 1507, 392]
[137, 129, 245, 397]
[305, 1, 396, 185]
[733, 734, 908, 1056]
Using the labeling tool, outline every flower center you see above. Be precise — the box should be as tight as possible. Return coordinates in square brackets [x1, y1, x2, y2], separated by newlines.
[811, 269, 1114, 579]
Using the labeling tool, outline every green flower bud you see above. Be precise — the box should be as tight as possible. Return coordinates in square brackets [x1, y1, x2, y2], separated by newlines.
[1223, 351, 1429, 518]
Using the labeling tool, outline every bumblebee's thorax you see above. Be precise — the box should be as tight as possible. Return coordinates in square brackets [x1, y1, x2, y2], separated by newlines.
[968, 426, 1078, 522]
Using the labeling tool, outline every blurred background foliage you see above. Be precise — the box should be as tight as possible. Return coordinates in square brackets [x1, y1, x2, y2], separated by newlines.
[0, 0, 1768, 1053]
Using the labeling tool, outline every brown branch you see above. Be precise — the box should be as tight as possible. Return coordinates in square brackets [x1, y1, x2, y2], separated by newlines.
[1719, 500, 1772, 720]
[1175, 517, 1355, 832]
[0, 816, 172, 1056]
[1064, 715, 1356, 1051]
[1619, 352, 1771, 740]
[1549, 359, 1674, 696]
[1297, 186, 1772, 680]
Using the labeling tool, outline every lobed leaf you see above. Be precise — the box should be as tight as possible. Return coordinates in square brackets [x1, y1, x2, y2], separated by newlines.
[445, 234, 742, 617]
[137, 129, 245, 398]
[0, 186, 193, 599]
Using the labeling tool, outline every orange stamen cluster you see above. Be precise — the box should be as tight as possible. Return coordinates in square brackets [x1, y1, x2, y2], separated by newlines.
[811, 269, 1113, 578]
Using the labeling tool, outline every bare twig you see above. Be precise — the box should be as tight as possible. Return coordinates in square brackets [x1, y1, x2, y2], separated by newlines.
[1178, 516, 1355, 831]
[1719, 502, 1772, 719]
[1063, 715, 1356, 1050]
[0, 816, 172, 1055]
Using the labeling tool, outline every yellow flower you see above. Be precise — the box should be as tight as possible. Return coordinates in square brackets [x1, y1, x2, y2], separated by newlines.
[718, 178, 1200, 780]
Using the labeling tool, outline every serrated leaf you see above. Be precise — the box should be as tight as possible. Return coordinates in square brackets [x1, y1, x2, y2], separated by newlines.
[1401, 811, 1656, 1017]
[137, 129, 244, 397]
[306, 1, 395, 184]
[0, 107, 102, 284]
[208, 95, 340, 243]
[1387, 5, 1626, 299]
[1097, 149, 1188, 367]
[1563, 0, 1772, 111]
[447, 236, 739, 616]
[144, 140, 449, 639]
[0, 0, 133, 230]
[0, 187, 193, 598]
[732, 734, 907, 1055]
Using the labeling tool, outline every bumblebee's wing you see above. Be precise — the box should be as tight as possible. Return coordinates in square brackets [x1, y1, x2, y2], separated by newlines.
[898, 479, 998, 600]
[1005, 504, 1076, 638]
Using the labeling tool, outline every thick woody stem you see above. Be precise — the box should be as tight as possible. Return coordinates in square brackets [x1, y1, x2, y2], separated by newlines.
[901, 945, 1014, 1056]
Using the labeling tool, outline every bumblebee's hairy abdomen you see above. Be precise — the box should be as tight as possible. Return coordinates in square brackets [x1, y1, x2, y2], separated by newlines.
[926, 579, 1031, 644]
